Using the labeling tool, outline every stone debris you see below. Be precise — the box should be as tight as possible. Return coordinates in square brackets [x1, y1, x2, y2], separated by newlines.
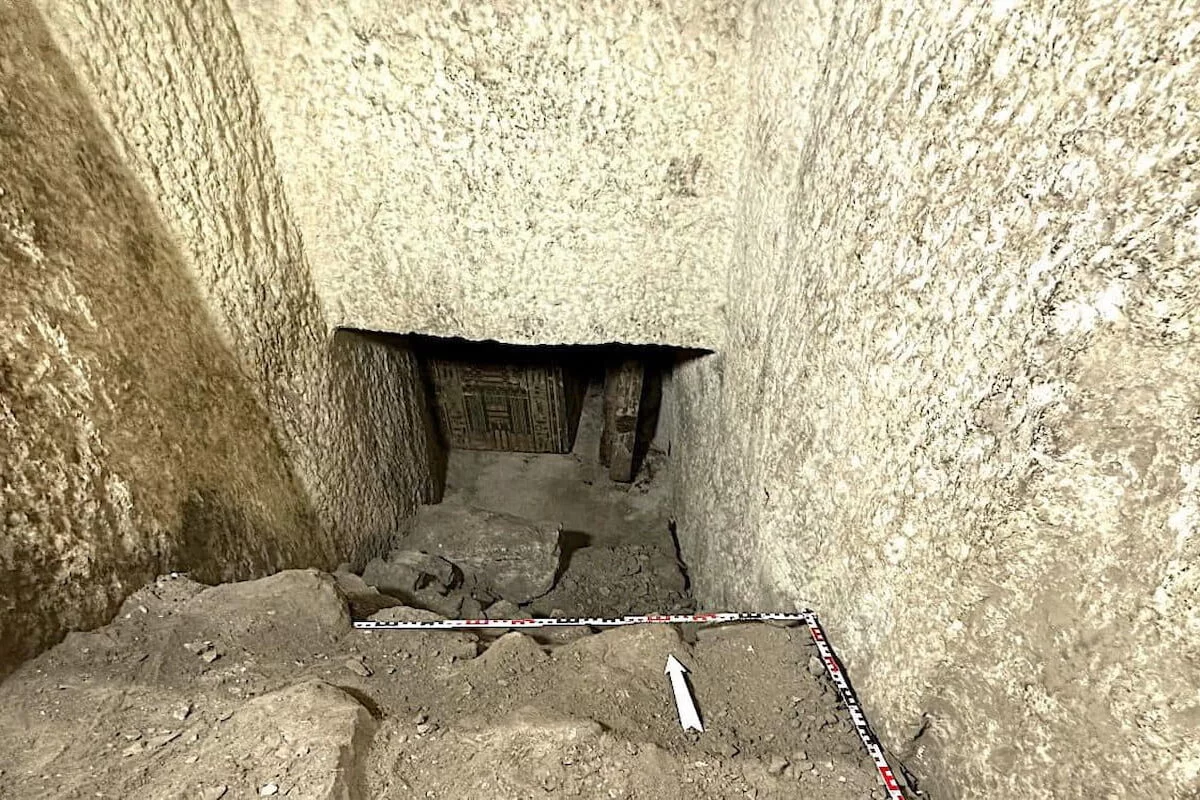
[362, 551, 460, 598]
[388, 550, 461, 591]
[0, 571, 886, 800]
[528, 543, 692, 619]
[331, 571, 406, 619]
[360, 552, 473, 618]
[146, 730, 181, 749]
[177, 570, 352, 652]
[485, 599, 520, 620]
[331, 569, 373, 595]
[406, 503, 562, 604]
[367, 605, 445, 623]
[460, 596, 484, 620]
[344, 656, 372, 677]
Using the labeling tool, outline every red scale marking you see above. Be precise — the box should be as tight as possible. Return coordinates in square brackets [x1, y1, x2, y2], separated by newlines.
[354, 612, 908, 799]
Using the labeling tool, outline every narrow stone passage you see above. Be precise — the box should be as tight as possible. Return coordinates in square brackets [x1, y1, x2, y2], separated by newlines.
[4, 1, 1196, 796]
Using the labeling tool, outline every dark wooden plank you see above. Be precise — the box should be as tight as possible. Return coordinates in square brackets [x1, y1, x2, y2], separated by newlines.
[601, 360, 644, 482]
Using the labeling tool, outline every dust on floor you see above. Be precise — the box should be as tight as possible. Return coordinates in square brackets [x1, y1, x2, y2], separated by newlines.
[432, 382, 691, 619]
[0, 570, 891, 799]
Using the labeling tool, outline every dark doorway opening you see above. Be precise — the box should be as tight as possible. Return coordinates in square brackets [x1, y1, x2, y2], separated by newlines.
[335, 330, 709, 624]
[406, 334, 706, 484]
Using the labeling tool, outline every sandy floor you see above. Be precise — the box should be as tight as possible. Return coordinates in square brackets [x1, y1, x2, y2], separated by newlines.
[0, 571, 890, 799]
[0, 388, 896, 799]
[439, 383, 690, 618]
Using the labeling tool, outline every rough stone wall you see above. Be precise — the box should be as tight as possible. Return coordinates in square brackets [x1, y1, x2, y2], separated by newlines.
[224, 0, 750, 348]
[33, 0, 442, 565]
[674, 0, 1200, 796]
[0, 4, 320, 677]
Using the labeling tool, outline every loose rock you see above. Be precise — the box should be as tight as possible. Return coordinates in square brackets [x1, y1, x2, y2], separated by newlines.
[388, 550, 460, 590]
[367, 605, 445, 623]
[407, 503, 562, 604]
[362, 552, 459, 598]
[175, 571, 351, 658]
[461, 596, 484, 620]
[344, 657, 372, 677]
[485, 599, 521, 620]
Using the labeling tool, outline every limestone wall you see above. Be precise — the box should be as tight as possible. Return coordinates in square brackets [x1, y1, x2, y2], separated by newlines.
[0, 1, 441, 675]
[0, 4, 319, 677]
[33, 0, 442, 564]
[224, 0, 750, 348]
[673, 0, 1200, 795]
[8, 0, 1198, 791]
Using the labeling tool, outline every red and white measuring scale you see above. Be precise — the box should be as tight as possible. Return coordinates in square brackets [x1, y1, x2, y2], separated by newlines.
[356, 610, 908, 799]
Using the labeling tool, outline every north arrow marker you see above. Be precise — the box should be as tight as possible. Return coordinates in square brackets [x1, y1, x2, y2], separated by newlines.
[665, 654, 703, 732]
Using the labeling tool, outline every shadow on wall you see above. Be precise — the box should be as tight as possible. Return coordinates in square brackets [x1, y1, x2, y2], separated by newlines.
[0, 6, 320, 679]
[329, 328, 450, 513]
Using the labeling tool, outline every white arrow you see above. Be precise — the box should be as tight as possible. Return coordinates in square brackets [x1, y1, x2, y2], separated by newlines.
[665, 655, 703, 732]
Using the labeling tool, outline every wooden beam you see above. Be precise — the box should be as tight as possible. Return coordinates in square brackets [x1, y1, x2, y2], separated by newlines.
[601, 359, 644, 482]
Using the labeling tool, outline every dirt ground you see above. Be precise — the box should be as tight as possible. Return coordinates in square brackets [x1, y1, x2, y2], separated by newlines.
[0, 570, 889, 799]
[0, 391, 893, 799]
[441, 383, 692, 618]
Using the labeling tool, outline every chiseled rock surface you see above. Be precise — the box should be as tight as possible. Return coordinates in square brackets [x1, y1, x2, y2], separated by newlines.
[33, 0, 441, 582]
[8, 0, 441, 676]
[0, 4, 318, 679]
[224, 0, 750, 349]
[674, 1, 1200, 797]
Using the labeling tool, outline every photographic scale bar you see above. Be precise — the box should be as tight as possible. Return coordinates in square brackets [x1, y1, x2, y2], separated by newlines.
[355, 610, 907, 800]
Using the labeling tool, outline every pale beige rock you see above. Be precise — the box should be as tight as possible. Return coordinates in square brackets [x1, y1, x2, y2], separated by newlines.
[673, 1, 1200, 797]
[409, 504, 562, 603]
[31, 0, 443, 573]
[222, 0, 750, 349]
[485, 600, 521, 621]
[5, 0, 441, 677]
[368, 605, 446, 624]
[363, 551, 460, 597]
[0, 4, 318, 678]
[141, 680, 377, 800]
[178, 570, 352, 653]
